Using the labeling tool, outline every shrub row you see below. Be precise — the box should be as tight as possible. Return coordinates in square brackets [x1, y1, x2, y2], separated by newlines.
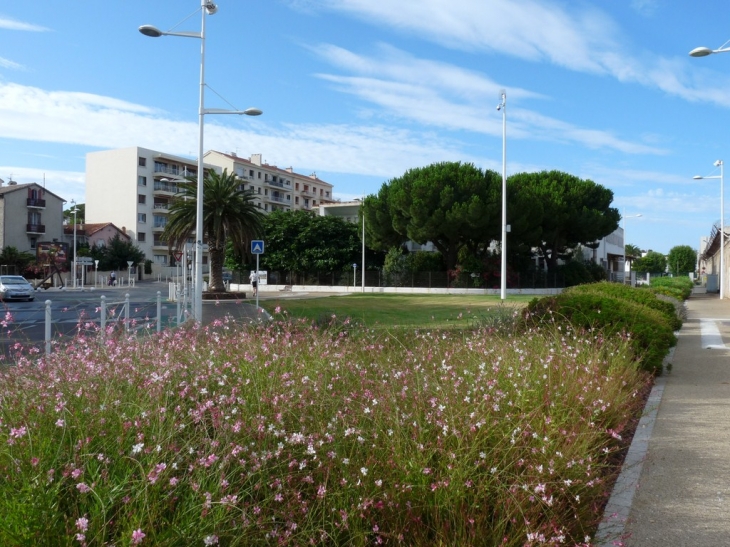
[647, 276, 694, 301]
[523, 281, 682, 375]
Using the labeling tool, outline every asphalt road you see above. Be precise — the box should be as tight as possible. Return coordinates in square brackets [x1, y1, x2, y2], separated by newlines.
[0, 281, 266, 357]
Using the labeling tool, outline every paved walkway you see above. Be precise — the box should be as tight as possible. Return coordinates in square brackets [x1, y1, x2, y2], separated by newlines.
[597, 290, 730, 546]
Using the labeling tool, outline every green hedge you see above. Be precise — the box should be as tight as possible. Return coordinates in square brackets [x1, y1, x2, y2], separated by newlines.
[566, 281, 682, 331]
[523, 290, 677, 375]
[648, 276, 693, 300]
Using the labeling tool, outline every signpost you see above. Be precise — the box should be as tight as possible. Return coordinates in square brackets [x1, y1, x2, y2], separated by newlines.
[251, 240, 264, 310]
[76, 257, 94, 287]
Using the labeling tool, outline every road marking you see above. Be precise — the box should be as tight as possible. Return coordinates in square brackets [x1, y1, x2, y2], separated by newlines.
[699, 318, 730, 349]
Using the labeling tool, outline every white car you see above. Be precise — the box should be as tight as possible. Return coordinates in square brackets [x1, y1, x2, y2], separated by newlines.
[0, 275, 35, 301]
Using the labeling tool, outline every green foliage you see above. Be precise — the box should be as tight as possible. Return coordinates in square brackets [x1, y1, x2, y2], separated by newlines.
[144, 259, 153, 275]
[63, 203, 85, 224]
[89, 234, 145, 271]
[557, 260, 606, 287]
[633, 250, 666, 274]
[259, 210, 360, 274]
[649, 276, 693, 300]
[508, 171, 620, 272]
[524, 287, 677, 374]
[0, 246, 36, 275]
[365, 162, 502, 270]
[567, 281, 682, 330]
[666, 245, 697, 276]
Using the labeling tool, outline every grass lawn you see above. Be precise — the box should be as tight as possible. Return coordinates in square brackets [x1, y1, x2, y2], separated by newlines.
[260, 293, 533, 329]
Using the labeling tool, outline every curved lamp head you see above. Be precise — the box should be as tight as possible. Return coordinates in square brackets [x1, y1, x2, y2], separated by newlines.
[205, 2, 218, 15]
[715, 160, 723, 167]
[690, 46, 713, 57]
[139, 25, 163, 38]
[693, 175, 703, 180]
[243, 108, 262, 116]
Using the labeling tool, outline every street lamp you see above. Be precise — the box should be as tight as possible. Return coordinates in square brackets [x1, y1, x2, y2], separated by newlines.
[694, 160, 724, 299]
[689, 40, 730, 57]
[70, 199, 78, 289]
[622, 211, 642, 285]
[140, 1, 262, 322]
[497, 90, 508, 300]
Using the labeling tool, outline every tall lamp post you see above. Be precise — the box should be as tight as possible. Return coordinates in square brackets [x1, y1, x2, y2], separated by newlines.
[497, 90, 507, 300]
[140, 1, 262, 322]
[622, 211, 642, 284]
[70, 199, 78, 289]
[694, 161, 724, 299]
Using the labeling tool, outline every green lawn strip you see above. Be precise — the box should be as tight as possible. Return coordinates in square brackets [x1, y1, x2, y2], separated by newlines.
[261, 294, 531, 329]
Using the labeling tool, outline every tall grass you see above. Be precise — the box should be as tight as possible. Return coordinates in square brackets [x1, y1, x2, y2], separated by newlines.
[0, 312, 649, 546]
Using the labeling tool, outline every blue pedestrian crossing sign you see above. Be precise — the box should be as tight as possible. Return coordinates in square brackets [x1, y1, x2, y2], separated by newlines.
[251, 240, 265, 254]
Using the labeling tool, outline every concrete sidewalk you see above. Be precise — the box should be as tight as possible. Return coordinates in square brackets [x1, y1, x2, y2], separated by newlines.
[598, 291, 730, 546]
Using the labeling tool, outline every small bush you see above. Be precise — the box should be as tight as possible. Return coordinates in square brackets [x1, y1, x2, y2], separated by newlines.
[558, 261, 594, 287]
[566, 281, 682, 331]
[523, 291, 677, 375]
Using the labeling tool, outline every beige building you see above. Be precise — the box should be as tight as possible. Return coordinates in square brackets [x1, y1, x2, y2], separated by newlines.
[204, 151, 334, 213]
[86, 147, 335, 271]
[0, 181, 65, 255]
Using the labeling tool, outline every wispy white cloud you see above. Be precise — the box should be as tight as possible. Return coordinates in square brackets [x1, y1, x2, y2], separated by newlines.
[313, 0, 730, 109]
[311, 44, 668, 155]
[0, 82, 476, 184]
[0, 56, 22, 70]
[0, 16, 49, 32]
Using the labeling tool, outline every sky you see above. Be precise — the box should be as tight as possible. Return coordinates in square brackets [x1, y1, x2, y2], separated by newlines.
[2, 1, 730, 255]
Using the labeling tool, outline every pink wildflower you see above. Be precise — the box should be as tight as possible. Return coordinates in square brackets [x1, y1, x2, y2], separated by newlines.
[131, 528, 146, 544]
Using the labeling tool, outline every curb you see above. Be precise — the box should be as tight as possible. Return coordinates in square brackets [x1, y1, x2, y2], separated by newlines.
[593, 345, 674, 545]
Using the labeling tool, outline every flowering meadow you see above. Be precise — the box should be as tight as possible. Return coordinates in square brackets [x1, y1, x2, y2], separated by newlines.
[0, 312, 650, 546]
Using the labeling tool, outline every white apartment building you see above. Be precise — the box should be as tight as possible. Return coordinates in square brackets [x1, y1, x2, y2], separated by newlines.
[204, 151, 334, 213]
[86, 147, 335, 271]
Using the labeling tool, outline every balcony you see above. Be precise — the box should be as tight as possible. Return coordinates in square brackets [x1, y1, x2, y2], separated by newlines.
[26, 198, 46, 208]
[265, 194, 290, 204]
[265, 178, 286, 189]
[153, 203, 170, 212]
[153, 181, 179, 195]
[26, 223, 45, 234]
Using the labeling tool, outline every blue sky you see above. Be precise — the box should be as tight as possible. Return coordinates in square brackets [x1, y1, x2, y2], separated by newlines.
[2, 1, 730, 254]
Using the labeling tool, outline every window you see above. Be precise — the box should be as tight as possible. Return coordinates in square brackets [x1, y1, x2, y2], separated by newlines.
[138, 194, 146, 204]
[235, 167, 244, 177]
[138, 232, 146, 242]
[295, 196, 299, 205]
[264, 204, 268, 211]
[138, 176, 147, 186]
[138, 157, 146, 167]
[154, 254, 167, 265]
[249, 170, 254, 177]
[257, 187, 261, 194]
[30, 237, 36, 249]
[138, 213, 147, 223]
[295, 183, 299, 190]
[28, 211, 41, 224]
[258, 172, 262, 179]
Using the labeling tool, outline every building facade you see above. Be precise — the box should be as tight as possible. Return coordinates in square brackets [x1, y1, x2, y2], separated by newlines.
[204, 151, 334, 213]
[86, 147, 336, 272]
[0, 181, 65, 255]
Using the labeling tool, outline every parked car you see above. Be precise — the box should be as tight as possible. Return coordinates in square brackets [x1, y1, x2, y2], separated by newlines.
[0, 275, 35, 301]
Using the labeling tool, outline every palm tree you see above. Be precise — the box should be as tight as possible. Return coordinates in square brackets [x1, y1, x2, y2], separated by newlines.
[162, 169, 265, 292]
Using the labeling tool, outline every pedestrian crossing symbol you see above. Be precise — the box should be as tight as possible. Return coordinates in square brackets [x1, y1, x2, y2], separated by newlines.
[251, 240, 265, 254]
